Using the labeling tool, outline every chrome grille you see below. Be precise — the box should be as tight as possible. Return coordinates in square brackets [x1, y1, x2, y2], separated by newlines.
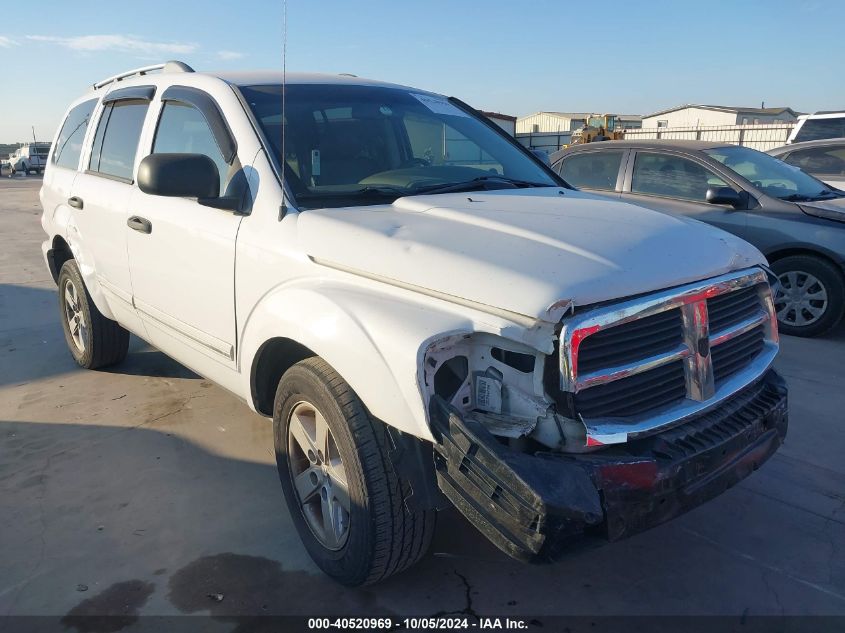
[558, 268, 779, 447]
[574, 360, 686, 418]
[713, 324, 765, 383]
[707, 286, 760, 332]
[577, 309, 683, 374]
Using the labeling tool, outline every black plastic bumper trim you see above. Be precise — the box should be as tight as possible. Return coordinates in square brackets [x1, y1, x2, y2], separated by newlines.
[431, 369, 788, 562]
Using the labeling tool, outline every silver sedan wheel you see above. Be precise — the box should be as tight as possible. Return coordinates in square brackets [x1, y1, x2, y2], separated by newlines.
[287, 401, 351, 550]
[774, 270, 829, 327]
[63, 279, 87, 352]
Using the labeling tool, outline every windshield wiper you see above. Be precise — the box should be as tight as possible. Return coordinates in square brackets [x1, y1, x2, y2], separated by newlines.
[412, 176, 552, 196]
[296, 185, 409, 200]
[779, 193, 816, 202]
[780, 190, 844, 202]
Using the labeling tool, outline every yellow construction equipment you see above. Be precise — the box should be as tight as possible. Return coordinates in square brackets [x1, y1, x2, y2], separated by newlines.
[569, 114, 625, 145]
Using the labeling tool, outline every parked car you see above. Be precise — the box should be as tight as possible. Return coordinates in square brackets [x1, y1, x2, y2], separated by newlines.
[8, 143, 51, 174]
[787, 111, 845, 144]
[768, 138, 845, 190]
[41, 62, 788, 585]
[551, 140, 845, 337]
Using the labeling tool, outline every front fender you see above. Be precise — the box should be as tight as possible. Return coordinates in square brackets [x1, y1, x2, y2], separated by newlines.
[238, 280, 551, 441]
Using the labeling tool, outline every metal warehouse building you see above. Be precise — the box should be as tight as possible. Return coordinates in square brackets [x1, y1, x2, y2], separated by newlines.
[516, 112, 643, 134]
[642, 104, 799, 128]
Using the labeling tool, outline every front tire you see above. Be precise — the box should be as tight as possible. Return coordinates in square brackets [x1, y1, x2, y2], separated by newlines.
[273, 357, 435, 586]
[771, 255, 844, 337]
[57, 260, 130, 368]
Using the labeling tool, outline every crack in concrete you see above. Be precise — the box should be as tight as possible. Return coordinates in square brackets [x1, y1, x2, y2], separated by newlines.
[760, 569, 785, 615]
[683, 527, 845, 605]
[423, 570, 481, 622]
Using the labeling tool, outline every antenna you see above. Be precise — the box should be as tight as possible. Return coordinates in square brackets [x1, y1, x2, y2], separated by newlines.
[279, 0, 288, 221]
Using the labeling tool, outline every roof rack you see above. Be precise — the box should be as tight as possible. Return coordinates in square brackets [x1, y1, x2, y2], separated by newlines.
[92, 60, 194, 91]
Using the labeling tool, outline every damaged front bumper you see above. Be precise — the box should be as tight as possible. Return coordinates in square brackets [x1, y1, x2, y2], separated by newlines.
[430, 369, 788, 562]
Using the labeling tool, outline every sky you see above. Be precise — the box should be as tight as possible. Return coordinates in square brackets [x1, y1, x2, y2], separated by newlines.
[0, 0, 843, 142]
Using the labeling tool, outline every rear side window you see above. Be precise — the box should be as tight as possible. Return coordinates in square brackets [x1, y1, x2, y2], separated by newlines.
[794, 118, 845, 143]
[631, 152, 728, 201]
[153, 102, 230, 194]
[89, 100, 149, 181]
[783, 146, 845, 177]
[53, 99, 97, 169]
[558, 151, 624, 191]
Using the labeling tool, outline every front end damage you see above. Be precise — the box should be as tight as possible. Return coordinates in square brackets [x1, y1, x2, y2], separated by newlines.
[429, 370, 787, 561]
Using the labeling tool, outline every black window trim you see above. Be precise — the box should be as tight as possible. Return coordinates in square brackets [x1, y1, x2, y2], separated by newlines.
[85, 98, 152, 185]
[160, 85, 237, 164]
[102, 85, 156, 104]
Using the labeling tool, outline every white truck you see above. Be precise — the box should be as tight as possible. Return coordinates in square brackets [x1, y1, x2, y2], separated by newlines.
[9, 142, 51, 174]
[40, 62, 788, 585]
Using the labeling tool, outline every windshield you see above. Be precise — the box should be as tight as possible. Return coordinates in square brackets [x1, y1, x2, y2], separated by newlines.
[704, 145, 842, 202]
[239, 83, 559, 208]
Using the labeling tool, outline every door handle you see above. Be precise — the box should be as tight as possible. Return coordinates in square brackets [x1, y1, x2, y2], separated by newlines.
[127, 215, 152, 234]
[68, 196, 83, 210]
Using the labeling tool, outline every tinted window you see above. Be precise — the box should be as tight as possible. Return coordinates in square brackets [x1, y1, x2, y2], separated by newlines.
[559, 151, 624, 191]
[631, 152, 727, 201]
[705, 145, 838, 201]
[783, 146, 845, 176]
[794, 118, 845, 142]
[89, 100, 149, 180]
[153, 102, 230, 194]
[238, 84, 558, 208]
[53, 100, 97, 169]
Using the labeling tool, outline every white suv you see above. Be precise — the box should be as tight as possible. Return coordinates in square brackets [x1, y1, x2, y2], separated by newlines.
[40, 61, 789, 585]
[787, 111, 845, 144]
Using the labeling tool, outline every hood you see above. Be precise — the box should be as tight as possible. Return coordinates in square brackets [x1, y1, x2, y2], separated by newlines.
[800, 197, 845, 223]
[297, 188, 766, 321]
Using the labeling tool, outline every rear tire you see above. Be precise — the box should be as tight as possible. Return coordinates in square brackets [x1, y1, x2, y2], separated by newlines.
[57, 260, 130, 369]
[273, 357, 435, 586]
[771, 255, 844, 337]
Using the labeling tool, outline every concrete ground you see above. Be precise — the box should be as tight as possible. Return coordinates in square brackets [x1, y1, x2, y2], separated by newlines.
[1, 176, 844, 625]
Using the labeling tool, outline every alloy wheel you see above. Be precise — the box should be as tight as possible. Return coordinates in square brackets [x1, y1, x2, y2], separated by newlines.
[63, 279, 87, 352]
[287, 401, 351, 550]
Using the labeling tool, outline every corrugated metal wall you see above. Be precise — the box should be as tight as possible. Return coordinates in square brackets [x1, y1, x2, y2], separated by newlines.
[624, 123, 796, 151]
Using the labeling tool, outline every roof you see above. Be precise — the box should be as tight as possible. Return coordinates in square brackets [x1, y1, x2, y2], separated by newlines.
[480, 111, 517, 122]
[518, 112, 590, 120]
[518, 112, 642, 121]
[214, 71, 418, 91]
[644, 104, 799, 119]
[768, 137, 845, 155]
[550, 139, 734, 162]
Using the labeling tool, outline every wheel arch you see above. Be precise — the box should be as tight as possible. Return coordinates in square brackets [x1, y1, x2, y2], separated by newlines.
[766, 246, 845, 276]
[239, 285, 446, 442]
[250, 337, 316, 417]
[47, 235, 74, 284]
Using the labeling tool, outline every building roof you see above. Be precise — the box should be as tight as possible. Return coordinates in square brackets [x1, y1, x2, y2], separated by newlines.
[517, 112, 642, 121]
[518, 112, 590, 120]
[644, 104, 800, 119]
[480, 111, 517, 122]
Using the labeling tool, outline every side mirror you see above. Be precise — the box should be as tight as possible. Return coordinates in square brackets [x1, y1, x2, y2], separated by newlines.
[706, 186, 744, 207]
[138, 153, 218, 198]
[531, 149, 550, 166]
[138, 153, 241, 212]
